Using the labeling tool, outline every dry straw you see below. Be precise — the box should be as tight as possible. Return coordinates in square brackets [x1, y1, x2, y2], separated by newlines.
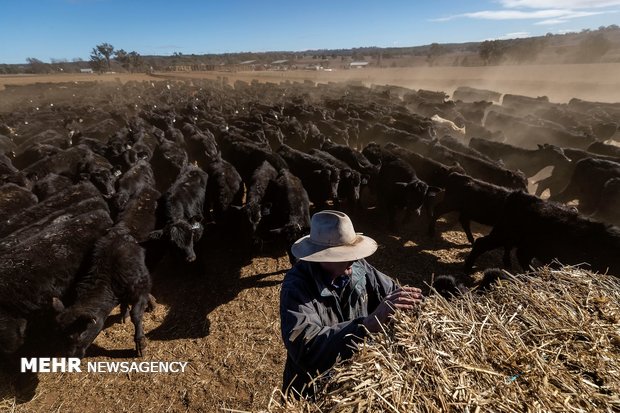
[268, 266, 620, 412]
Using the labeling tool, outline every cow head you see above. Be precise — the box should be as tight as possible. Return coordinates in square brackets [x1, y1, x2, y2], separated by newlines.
[338, 169, 361, 203]
[397, 181, 444, 219]
[149, 220, 199, 262]
[0, 312, 27, 355]
[53, 299, 102, 358]
[536, 143, 571, 167]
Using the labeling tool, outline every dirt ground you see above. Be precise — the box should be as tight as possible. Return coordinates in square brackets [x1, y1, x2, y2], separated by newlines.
[0, 67, 617, 412]
[2, 62, 620, 103]
[0, 210, 507, 413]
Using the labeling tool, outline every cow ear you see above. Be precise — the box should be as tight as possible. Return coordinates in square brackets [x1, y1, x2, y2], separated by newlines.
[148, 229, 164, 240]
[52, 297, 65, 313]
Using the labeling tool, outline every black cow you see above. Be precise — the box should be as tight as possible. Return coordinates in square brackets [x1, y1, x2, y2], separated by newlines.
[309, 149, 362, 209]
[591, 178, 620, 226]
[465, 191, 620, 275]
[117, 186, 161, 242]
[0, 209, 112, 355]
[276, 144, 339, 208]
[260, 169, 311, 264]
[468, 139, 571, 178]
[78, 150, 120, 198]
[485, 110, 595, 149]
[12, 143, 61, 170]
[31, 173, 73, 201]
[551, 158, 620, 214]
[150, 137, 188, 193]
[0, 183, 38, 224]
[20, 145, 91, 183]
[204, 158, 244, 223]
[425, 173, 511, 247]
[384, 142, 465, 188]
[439, 136, 497, 164]
[242, 161, 279, 236]
[320, 140, 379, 178]
[219, 135, 287, 183]
[0, 182, 104, 239]
[423, 141, 529, 191]
[149, 164, 208, 262]
[112, 159, 156, 214]
[181, 123, 220, 168]
[54, 223, 152, 358]
[588, 141, 620, 159]
[362, 143, 441, 229]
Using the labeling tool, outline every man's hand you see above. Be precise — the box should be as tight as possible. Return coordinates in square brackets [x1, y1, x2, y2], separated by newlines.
[363, 286, 424, 333]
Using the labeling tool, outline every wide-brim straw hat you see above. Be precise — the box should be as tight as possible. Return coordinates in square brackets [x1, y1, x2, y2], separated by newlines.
[291, 210, 377, 262]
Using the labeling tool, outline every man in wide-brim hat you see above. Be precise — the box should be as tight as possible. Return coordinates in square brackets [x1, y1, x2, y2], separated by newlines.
[280, 210, 424, 398]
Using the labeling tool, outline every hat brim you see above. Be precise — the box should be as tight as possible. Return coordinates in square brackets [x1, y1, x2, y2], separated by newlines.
[291, 233, 378, 262]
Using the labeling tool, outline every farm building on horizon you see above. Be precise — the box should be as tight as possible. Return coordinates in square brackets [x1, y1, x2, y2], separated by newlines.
[349, 61, 369, 69]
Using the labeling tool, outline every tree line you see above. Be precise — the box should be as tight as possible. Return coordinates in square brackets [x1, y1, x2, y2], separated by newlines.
[1, 25, 618, 75]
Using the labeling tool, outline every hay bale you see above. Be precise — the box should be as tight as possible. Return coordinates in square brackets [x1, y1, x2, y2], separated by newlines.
[268, 266, 620, 412]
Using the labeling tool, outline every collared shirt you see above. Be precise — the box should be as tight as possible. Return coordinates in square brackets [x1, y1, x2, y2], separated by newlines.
[279, 259, 398, 397]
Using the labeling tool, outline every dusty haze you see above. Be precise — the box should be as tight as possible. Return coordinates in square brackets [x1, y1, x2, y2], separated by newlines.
[2, 63, 619, 104]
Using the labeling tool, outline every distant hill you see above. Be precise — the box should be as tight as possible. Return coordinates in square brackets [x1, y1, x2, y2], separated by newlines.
[2, 25, 619, 74]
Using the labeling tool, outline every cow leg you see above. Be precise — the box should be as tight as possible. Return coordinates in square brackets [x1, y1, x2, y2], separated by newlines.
[459, 215, 475, 244]
[130, 296, 148, 357]
[426, 203, 444, 237]
[464, 233, 504, 272]
[120, 303, 129, 324]
[146, 294, 157, 313]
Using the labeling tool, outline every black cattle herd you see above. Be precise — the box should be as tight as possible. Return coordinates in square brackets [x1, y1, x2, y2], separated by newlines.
[0, 78, 619, 363]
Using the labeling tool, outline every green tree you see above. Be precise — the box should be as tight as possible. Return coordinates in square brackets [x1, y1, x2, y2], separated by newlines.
[90, 42, 115, 71]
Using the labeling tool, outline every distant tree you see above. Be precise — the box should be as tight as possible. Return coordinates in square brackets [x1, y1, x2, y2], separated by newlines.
[479, 40, 505, 65]
[507, 37, 547, 63]
[575, 33, 611, 63]
[90, 42, 115, 71]
[426, 42, 444, 66]
[26, 57, 49, 74]
[114, 49, 131, 71]
[128, 51, 143, 72]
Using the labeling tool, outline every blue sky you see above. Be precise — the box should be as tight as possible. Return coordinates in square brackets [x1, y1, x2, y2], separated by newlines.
[1, 0, 619, 64]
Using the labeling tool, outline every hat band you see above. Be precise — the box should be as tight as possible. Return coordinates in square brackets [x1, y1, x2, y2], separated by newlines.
[306, 233, 360, 247]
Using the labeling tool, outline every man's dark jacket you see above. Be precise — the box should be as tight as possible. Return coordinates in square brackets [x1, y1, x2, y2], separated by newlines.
[280, 259, 398, 396]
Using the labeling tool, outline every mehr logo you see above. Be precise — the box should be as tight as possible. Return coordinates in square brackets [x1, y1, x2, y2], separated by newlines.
[21, 358, 189, 373]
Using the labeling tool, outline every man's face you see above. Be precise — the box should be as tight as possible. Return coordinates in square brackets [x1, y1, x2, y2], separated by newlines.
[320, 261, 355, 279]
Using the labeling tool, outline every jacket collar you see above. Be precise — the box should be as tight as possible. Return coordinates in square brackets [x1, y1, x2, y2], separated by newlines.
[300, 260, 364, 298]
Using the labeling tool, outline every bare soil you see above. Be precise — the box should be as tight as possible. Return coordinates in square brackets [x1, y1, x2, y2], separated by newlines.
[0, 213, 505, 413]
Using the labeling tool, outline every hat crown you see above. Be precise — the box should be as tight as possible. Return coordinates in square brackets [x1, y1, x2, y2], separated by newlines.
[309, 210, 357, 247]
